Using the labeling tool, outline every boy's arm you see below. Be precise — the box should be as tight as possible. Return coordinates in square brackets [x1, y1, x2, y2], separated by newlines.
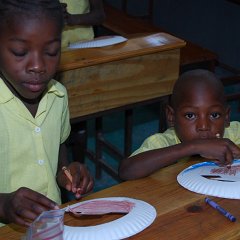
[64, 0, 105, 26]
[119, 143, 191, 180]
[119, 138, 240, 180]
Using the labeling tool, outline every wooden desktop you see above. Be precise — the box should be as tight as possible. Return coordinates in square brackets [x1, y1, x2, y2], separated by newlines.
[1, 157, 240, 239]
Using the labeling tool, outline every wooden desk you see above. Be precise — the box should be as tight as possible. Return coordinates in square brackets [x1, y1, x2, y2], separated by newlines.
[57, 33, 185, 179]
[58, 32, 185, 121]
[2, 158, 240, 239]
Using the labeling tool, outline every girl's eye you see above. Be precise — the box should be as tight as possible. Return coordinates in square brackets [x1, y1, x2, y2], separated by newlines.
[11, 50, 27, 57]
[185, 113, 195, 120]
[210, 112, 221, 119]
[45, 48, 60, 57]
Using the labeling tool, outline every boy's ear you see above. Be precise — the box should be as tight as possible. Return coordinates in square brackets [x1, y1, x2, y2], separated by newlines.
[166, 105, 175, 127]
[225, 106, 231, 127]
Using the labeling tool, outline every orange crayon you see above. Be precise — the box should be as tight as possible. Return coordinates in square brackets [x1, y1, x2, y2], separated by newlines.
[62, 166, 73, 183]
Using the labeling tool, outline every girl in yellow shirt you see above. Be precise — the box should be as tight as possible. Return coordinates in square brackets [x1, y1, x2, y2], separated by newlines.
[0, 0, 94, 227]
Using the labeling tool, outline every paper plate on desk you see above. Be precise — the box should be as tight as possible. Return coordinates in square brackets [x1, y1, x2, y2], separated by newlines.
[63, 197, 156, 240]
[177, 159, 240, 199]
[68, 35, 128, 49]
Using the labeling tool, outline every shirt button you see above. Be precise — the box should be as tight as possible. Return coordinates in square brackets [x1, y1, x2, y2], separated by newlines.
[38, 159, 44, 165]
[35, 127, 41, 133]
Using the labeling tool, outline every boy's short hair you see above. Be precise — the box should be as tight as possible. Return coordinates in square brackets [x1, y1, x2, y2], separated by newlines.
[170, 69, 226, 109]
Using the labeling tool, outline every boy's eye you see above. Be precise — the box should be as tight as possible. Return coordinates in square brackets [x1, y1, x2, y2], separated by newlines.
[185, 113, 196, 120]
[210, 112, 221, 119]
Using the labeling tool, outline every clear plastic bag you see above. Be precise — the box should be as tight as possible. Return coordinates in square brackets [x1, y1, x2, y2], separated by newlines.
[25, 209, 65, 240]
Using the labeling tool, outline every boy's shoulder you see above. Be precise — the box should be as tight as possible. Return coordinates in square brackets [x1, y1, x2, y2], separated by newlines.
[144, 127, 179, 145]
[224, 121, 240, 144]
[149, 128, 177, 138]
[228, 121, 240, 130]
[131, 128, 179, 156]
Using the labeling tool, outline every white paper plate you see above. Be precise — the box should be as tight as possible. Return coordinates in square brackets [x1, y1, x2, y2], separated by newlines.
[177, 159, 240, 199]
[68, 35, 127, 49]
[63, 197, 156, 240]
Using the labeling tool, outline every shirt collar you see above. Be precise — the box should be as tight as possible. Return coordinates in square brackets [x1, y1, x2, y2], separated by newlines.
[0, 78, 14, 103]
[47, 80, 65, 97]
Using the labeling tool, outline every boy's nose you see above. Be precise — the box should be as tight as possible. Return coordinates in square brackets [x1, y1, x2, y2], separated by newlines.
[27, 54, 46, 74]
[196, 117, 210, 131]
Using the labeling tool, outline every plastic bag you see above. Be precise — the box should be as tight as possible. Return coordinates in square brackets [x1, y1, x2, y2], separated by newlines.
[25, 209, 65, 240]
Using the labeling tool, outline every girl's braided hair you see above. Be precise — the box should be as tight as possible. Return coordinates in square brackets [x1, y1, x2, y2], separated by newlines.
[0, 0, 64, 31]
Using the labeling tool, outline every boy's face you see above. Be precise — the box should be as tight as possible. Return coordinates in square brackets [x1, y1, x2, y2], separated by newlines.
[167, 86, 230, 142]
[0, 16, 61, 100]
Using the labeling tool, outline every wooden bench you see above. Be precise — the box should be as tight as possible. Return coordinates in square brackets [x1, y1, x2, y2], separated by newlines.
[121, 0, 154, 22]
[102, 2, 218, 72]
[221, 75, 240, 110]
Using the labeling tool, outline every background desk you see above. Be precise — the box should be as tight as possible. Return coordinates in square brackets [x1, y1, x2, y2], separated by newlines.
[2, 158, 240, 239]
[58, 33, 185, 179]
[59, 33, 185, 120]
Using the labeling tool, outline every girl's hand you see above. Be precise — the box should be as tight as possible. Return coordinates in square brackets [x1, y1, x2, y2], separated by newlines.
[0, 188, 59, 227]
[57, 162, 94, 199]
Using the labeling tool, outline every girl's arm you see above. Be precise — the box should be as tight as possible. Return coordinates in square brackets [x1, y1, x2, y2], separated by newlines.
[0, 189, 58, 227]
[57, 143, 94, 198]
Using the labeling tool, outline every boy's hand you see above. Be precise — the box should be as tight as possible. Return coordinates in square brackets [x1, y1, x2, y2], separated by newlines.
[57, 162, 94, 199]
[192, 138, 240, 166]
[0, 187, 59, 227]
[60, 3, 77, 26]
[61, 3, 68, 21]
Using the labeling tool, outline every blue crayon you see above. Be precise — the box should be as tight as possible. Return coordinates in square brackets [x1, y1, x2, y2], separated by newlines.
[205, 197, 236, 222]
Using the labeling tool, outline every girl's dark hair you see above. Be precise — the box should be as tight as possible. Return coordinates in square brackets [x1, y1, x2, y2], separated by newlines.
[0, 0, 64, 31]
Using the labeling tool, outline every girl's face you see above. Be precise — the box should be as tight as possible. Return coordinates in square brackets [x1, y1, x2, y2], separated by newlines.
[0, 15, 61, 101]
[167, 86, 230, 142]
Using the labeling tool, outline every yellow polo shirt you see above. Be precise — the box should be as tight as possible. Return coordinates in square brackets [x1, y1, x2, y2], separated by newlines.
[0, 78, 71, 207]
[60, 0, 94, 48]
[131, 122, 240, 156]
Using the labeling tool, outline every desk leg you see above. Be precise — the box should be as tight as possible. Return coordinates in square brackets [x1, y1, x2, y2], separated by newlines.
[95, 112, 127, 180]
[95, 117, 103, 179]
[159, 96, 168, 133]
[71, 121, 87, 163]
[124, 109, 133, 157]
